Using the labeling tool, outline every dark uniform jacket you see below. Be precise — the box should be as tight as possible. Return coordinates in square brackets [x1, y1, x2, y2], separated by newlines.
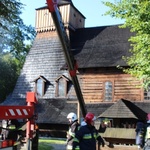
[73, 125, 104, 150]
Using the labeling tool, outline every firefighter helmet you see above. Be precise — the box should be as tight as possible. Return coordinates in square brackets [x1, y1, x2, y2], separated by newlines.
[67, 112, 77, 122]
[85, 112, 96, 124]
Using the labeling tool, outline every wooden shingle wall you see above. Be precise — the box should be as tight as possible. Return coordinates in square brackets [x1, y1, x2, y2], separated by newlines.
[77, 68, 143, 103]
[11, 31, 69, 100]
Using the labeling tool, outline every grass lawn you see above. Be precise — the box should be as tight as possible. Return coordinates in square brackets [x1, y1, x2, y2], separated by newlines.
[38, 138, 66, 150]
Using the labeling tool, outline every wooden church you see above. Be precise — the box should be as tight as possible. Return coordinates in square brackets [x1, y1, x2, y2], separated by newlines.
[3, 0, 150, 137]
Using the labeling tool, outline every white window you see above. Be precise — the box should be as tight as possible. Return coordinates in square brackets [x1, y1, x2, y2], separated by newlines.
[104, 81, 113, 101]
[55, 75, 71, 97]
[33, 76, 47, 96]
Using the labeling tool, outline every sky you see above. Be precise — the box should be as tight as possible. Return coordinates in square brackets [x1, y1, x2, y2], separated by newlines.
[20, 0, 124, 28]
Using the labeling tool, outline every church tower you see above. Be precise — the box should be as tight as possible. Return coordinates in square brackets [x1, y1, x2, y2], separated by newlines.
[35, 0, 85, 32]
[10, 0, 85, 102]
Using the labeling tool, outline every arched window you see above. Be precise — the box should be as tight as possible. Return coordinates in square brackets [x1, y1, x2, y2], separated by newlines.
[33, 75, 47, 96]
[104, 81, 112, 101]
[58, 78, 66, 97]
[37, 78, 44, 96]
[55, 75, 71, 97]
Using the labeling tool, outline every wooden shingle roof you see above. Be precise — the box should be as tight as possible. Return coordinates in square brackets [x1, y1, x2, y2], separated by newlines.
[71, 25, 133, 68]
[134, 102, 150, 114]
[36, 99, 77, 124]
[98, 99, 147, 120]
[36, 101, 113, 124]
[59, 0, 73, 5]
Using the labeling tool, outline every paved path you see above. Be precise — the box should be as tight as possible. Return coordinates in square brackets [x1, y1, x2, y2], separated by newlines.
[101, 145, 139, 150]
[51, 143, 66, 150]
[50, 144, 139, 150]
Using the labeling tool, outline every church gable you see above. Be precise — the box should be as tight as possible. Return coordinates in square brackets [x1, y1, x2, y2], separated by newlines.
[11, 33, 68, 100]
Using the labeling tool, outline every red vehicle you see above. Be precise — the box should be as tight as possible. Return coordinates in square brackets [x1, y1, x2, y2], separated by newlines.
[0, 92, 38, 150]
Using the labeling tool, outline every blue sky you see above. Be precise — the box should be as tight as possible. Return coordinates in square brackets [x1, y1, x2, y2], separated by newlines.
[20, 0, 124, 28]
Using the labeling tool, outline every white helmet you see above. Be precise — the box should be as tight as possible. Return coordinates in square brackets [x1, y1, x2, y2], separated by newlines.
[67, 112, 77, 122]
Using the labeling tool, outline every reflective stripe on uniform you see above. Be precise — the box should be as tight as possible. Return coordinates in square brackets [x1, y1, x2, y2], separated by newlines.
[83, 133, 92, 139]
[73, 138, 79, 143]
[8, 125, 16, 129]
[75, 146, 80, 150]
[94, 132, 100, 139]
[66, 145, 73, 150]
[147, 127, 150, 139]
[82, 133, 100, 140]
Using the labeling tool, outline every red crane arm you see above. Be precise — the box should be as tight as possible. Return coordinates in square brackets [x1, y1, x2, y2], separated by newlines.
[46, 0, 58, 12]
[46, 0, 87, 117]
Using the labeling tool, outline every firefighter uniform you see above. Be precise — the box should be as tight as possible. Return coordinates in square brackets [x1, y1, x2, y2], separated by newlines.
[1, 119, 20, 141]
[143, 113, 150, 150]
[73, 125, 104, 150]
[66, 112, 80, 150]
[73, 112, 104, 150]
[144, 121, 150, 150]
[135, 121, 145, 148]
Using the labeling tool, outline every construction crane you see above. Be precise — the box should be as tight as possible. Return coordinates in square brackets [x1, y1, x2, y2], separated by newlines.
[46, 0, 87, 117]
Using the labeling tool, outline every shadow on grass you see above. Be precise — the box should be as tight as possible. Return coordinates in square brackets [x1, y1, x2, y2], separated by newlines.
[38, 138, 66, 150]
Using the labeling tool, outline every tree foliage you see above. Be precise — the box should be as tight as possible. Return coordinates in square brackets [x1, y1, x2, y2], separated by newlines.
[0, 0, 36, 101]
[0, 0, 22, 31]
[0, 0, 36, 67]
[0, 53, 18, 102]
[0, 0, 36, 65]
[103, 0, 150, 88]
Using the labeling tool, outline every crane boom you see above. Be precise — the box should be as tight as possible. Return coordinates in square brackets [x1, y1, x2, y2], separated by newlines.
[46, 0, 87, 117]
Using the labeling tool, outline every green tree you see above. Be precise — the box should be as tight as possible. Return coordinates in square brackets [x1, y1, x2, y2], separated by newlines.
[0, 0, 22, 31]
[103, 0, 150, 88]
[0, 0, 36, 101]
[0, 0, 36, 67]
[0, 53, 18, 102]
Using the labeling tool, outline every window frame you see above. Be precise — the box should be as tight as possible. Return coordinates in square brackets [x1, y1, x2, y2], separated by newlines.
[34, 76, 47, 97]
[144, 86, 150, 101]
[55, 75, 70, 98]
[103, 80, 114, 102]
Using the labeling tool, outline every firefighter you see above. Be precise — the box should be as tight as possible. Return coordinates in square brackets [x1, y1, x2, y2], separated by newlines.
[73, 112, 105, 150]
[1, 119, 21, 147]
[1, 120, 9, 140]
[7, 119, 20, 141]
[66, 112, 80, 150]
[143, 113, 150, 150]
[135, 120, 144, 149]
